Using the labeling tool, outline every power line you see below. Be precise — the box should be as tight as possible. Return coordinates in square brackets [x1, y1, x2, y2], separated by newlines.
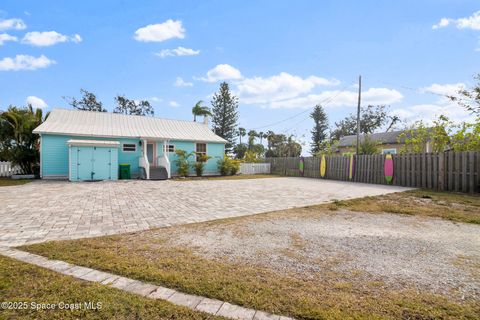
[374, 79, 461, 99]
[249, 81, 356, 131]
[279, 82, 356, 135]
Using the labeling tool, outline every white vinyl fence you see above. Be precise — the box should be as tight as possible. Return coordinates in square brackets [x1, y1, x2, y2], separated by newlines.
[239, 163, 271, 175]
[0, 161, 22, 177]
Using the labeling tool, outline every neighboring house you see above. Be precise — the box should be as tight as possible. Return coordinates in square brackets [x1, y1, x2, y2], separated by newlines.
[336, 130, 432, 155]
[33, 109, 227, 181]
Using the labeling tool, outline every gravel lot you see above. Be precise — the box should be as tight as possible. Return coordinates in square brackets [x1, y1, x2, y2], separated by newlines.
[165, 210, 480, 301]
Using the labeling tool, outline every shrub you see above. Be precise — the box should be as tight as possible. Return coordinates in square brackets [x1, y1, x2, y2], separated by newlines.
[217, 155, 240, 176]
[174, 149, 193, 177]
[192, 153, 211, 177]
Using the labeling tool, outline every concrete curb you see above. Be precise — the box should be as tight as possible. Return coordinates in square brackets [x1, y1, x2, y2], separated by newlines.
[0, 247, 294, 320]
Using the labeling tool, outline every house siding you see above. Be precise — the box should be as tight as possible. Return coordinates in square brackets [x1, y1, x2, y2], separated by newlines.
[156, 141, 225, 175]
[41, 134, 225, 178]
[41, 134, 141, 178]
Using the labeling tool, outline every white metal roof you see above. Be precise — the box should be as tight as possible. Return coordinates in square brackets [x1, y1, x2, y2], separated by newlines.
[67, 139, 120, 147]
[34, 109, 227, 143]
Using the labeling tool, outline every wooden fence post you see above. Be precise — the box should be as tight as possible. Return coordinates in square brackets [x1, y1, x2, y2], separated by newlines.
[438, 152, 445, 191]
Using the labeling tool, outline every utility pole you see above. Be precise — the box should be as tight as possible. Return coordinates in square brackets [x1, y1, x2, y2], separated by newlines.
[356, 75, 362, 155]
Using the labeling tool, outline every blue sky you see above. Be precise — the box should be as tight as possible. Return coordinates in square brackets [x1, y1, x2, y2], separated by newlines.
[0, 0, 479, 150]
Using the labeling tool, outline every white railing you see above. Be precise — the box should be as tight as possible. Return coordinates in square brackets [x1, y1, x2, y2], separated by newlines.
[157, 155, 171, 178]
[0, 161, 22, 177]
[239, 163, 271, 175]
[139, 157, 150, 180]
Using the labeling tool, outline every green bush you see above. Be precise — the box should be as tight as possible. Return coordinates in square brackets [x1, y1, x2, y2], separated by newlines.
[192, 153, 211, 177]
[174, 149, 193, 177]
[217, 155, 240, 176]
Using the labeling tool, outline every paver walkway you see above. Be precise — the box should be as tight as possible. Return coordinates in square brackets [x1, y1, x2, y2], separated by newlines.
[0, 178, 411, 246]
[0, 247, 293, 320]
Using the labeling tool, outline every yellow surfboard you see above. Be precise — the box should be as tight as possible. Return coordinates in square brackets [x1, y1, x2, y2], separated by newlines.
[320, 155, 326, 178]
[348, 154, 354, 180]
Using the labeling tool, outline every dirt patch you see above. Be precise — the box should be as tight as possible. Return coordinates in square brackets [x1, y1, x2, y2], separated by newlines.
[163, 210, 480, 301]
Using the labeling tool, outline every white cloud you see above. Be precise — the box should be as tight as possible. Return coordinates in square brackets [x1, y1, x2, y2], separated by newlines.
[420, 83, 465, 96]
[0, 33, 17, 45]
[0, 54, 56, 71]
[392, 103, 473, 124]
[71, 34, 82, 43]
[201, 64, 398, 109]
[392, 82, 475, 124]
[155, 46, 200, 58]
[432, 18, 450, 29]
[236, 72, 340, 104]
[174, 77, 193, 87]
[169, 100, 180, 107]
[0, 18, 26, 31]
[199, 64, 243, 82]
[262, 87, 403, 109]
[134, 19, 185, 42]
[432, 10, 480, 30]
[26, 96, 48, 109]
[22, 31, 82, 46]
[149, 96, 162, 102]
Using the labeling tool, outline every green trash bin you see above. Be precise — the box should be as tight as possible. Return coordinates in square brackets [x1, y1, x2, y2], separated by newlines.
[119, 164, 131, 179]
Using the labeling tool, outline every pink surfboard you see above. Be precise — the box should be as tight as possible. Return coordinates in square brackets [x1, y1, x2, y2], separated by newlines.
[384, 154, 394, 184]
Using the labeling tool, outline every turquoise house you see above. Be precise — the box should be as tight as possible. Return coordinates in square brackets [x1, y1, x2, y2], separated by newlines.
[33, 109, 227, 181]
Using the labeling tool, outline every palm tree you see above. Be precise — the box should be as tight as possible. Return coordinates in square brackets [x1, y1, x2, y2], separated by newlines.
[0, 105, 46, 174]
[238, 127, 246, 144]
[258, 131, 265, 144]
[247, 130, 258, 149]
[192, 100, 212, 122]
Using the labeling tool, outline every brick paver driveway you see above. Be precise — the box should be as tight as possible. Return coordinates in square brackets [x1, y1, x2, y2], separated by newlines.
[0, 178, 410, 246]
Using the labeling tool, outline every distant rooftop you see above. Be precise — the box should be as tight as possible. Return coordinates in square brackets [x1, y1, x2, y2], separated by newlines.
[337, 130, 406, 147]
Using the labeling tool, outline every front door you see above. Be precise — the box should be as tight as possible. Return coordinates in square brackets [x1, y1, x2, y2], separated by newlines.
[147, 143, 154, 165]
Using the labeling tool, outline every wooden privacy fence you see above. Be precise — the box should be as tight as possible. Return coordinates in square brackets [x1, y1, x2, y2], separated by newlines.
[240, 163, 271, 175]
[267, 152, 480, 193]
[0, 161, 22, 177]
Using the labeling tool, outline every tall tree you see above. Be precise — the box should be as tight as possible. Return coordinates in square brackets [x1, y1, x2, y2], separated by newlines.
[0, 105, 46, 174]
[247, 129, 258, 149]
[114, 95, 154, 116]
[331, 105, 395, 140]
[309, 104, 329, 155]
[211, 82, 239, 153]
[192, 100, 212, 122]
[264, 132, 302, 157]
[64, 89, 106, 112]
[449, 73, 480, 116]
[258, 131, 265, 144]
[238, 127, 246, 144]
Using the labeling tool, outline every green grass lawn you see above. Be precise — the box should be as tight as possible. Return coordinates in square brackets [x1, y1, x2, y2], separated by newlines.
[21, 189, 480, 320]
[0, 178, 33, 187]
[0, 255, 222, 319]
[326, 189, 480, 224]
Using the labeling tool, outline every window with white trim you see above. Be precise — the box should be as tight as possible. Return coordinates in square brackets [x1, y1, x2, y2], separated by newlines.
[165, 144, 175, 153]
[382, 148, 397, 155]
[196, 143, 207, 162]
[122, 143, 137, 152]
